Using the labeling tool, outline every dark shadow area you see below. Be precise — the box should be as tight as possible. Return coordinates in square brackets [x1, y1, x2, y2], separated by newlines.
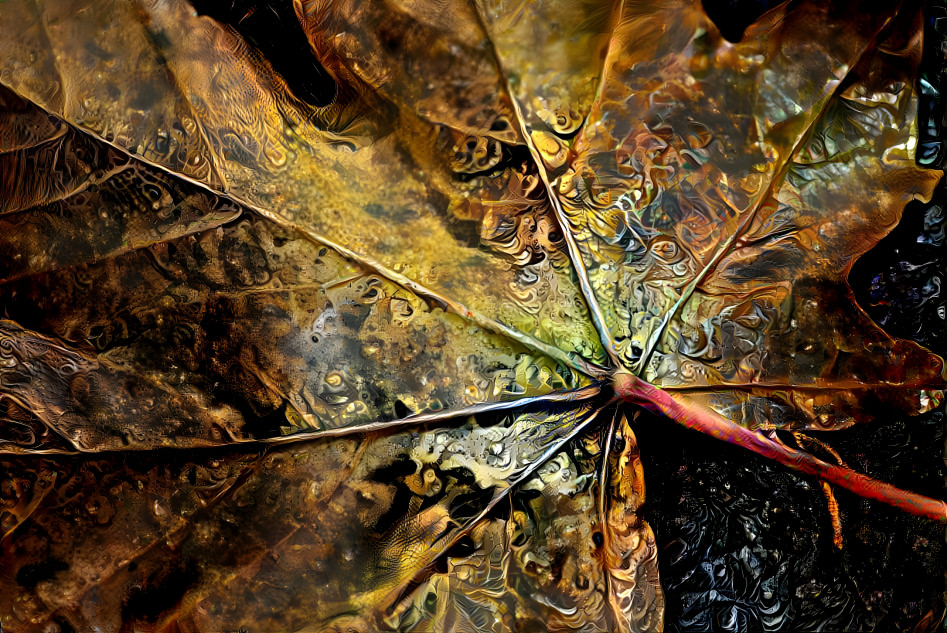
[850, 176, 946, 354]
[637, 405, 946, 632]
[186, 0, 337, 108]
[700, 0, 779, 42]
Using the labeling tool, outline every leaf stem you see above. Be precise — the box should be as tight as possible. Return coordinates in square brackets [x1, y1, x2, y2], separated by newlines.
[613, 372, 947, 523]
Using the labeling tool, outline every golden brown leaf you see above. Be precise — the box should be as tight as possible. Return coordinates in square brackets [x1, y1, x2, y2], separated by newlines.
[0, 0, 944, 631]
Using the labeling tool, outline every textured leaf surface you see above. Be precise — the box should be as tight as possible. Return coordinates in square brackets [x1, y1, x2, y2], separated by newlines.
[0, 0, 606, 367]
[0, 0, 944, 631]
[0, 87, 589, 454]
[558, 0, 943, 428]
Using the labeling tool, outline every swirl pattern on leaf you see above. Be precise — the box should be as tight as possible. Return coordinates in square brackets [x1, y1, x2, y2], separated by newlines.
[0, 0, 944, 631]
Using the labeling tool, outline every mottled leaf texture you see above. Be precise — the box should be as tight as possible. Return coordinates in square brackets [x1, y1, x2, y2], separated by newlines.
[560, 0, 943, 427]
[0, 0, 944, 631]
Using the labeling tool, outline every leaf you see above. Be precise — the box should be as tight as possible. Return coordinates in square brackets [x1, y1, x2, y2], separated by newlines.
[0, 0, 944, 631]
[0, 82, 599, 452]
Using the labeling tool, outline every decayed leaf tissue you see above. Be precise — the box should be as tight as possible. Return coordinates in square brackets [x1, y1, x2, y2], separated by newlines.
[0, 0, 945, 630]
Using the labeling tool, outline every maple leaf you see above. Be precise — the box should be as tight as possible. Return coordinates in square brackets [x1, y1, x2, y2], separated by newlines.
[0, 0, 944, 631]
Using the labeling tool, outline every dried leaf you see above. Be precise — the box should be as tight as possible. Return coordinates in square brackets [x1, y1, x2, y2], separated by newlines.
[0, 0, 944, 630]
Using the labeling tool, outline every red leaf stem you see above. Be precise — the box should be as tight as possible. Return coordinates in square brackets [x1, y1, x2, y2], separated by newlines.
[613, 373, 947, 523]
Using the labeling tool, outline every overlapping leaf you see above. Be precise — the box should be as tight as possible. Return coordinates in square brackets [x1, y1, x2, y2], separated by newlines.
[0, 0, 944, 631]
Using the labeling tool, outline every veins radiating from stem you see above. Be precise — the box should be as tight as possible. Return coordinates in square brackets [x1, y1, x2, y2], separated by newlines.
[8, 90, 941, 530]
[3, 93, 605, 380]
[468, 2, 624, 370]
[0, 384, 607, 456]
[632, 3, 905, 377]
[376, 403, 609, 624]
[0, 3, 944, 629]
[460, 0, 947, 533]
